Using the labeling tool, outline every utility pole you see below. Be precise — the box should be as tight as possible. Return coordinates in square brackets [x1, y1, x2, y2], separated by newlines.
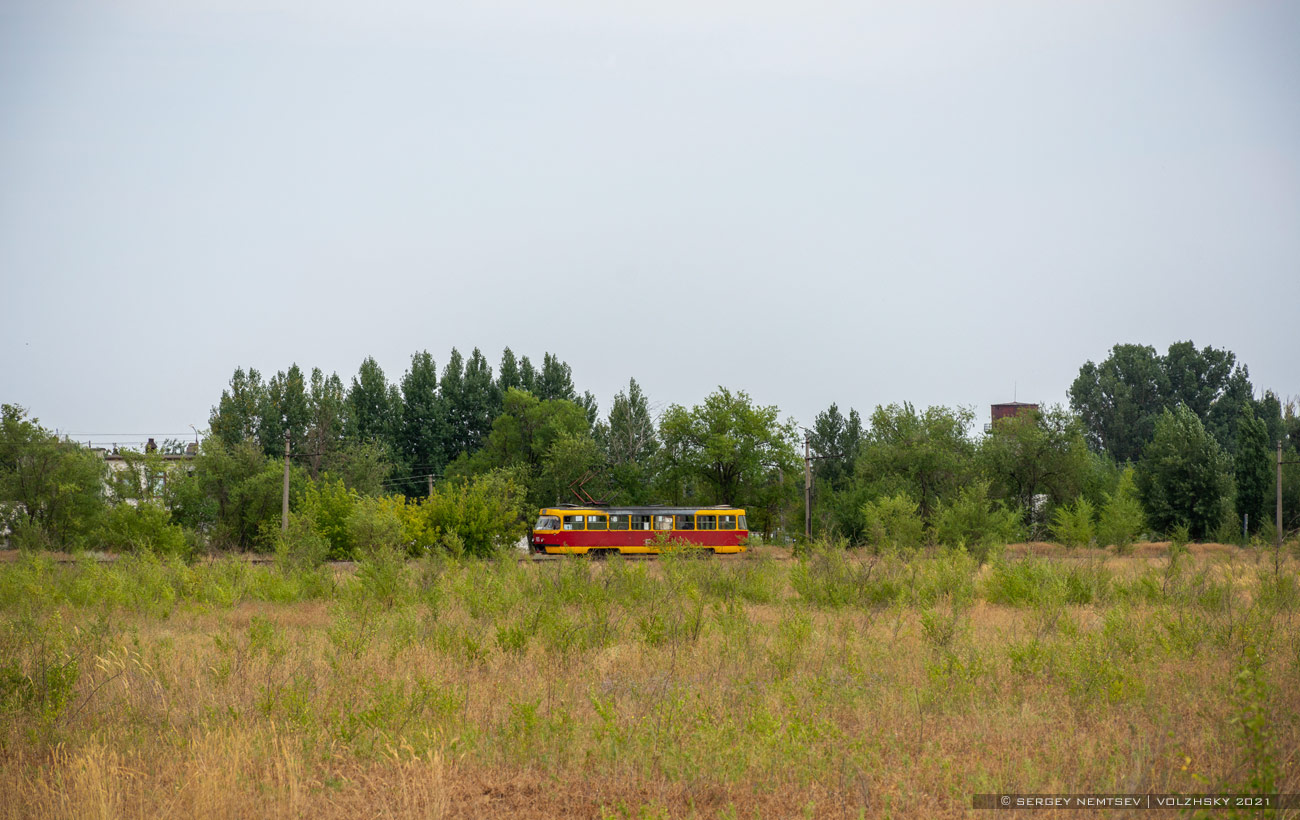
[804, 433, 812, 541]
[282, 431, 291, 535]
[1279, 441, 1285, 553]
[428, 473, 434, 497]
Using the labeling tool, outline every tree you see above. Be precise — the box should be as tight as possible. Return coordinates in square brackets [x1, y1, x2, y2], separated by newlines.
[397, 351, 445, 496]
[1069, 341, 1260, 462]
[447, 387, 595, 508]
[596, 378, 659, 504]
[209, 367, 266, 448]
[656, 388, 799, 514]
[809, 403, 863, 492]
[304, 368, 346, 479]
[536, 353, 576, 402]
[857, 403, 976, 523]
[1136, 405, 1232, 540]
[462, 348, 498, 449]
[1097, 467, 1145, 551]
[440, 348, 496, 460]
[0, 405, 106, 548]
[176, 437, 309, 549]
[257, 364, 310, 457]
[978, 406, 1091, 531]
[497, 348, 522, 395]
[1234, 404, 1271, 535]
[1069, 344, 1168, 463]
[518, 355, 538, 394]
[346, 357, 398, 449]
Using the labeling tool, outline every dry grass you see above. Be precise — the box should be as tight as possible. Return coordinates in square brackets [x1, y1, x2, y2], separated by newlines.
[1, 545, 1297, 819]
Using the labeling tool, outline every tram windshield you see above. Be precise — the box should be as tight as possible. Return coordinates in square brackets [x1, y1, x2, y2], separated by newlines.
[534, 515, 560, 530]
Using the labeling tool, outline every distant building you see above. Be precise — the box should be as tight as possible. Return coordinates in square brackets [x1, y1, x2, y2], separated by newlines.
[100, 442, 197, 502]
[985, 401, 1039, 433]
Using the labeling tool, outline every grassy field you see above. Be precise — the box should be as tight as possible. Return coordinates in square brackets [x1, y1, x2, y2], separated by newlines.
[0, 543, 1297, 819]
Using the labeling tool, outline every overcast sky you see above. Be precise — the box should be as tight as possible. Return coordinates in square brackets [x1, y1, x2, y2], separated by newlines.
[2, 0, 1298, 448]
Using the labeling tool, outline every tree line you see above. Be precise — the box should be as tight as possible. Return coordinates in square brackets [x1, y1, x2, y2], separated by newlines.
[2, 340, 1297, 559]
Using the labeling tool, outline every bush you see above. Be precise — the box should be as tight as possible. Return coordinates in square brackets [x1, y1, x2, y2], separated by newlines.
[415, 470, 528, 557]
[931, 481, 1020, 560]
[1097, 468, 1144, 553]
[861, 493, 925, 552]
[93, 502, 190, 556]
[273, 512, 331, 571]
[300, 479, 358, 560]
[347, 496, 407, 554]
[1050, 498, 1096, 548]
[983, 558, 1112, 607]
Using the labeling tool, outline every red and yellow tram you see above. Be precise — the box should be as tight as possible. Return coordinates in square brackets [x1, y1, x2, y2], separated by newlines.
[530, 505, 748, 555]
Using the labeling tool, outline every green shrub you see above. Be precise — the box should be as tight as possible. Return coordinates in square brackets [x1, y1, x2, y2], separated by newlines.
[983, 558, 1112, 607]
[92, 502, 190, 556]
[1050, 498, 1096, 549]
[1097, 468, 1144, 553]
[790, 544, 871, 608]
[301, 479, 358, 560]
[273, 512, 331, 571]
[416, 470, 528, 557]
[347, 496, 407, 554]
[861, 493, 925, 552]
[931, 481, 1020, 560]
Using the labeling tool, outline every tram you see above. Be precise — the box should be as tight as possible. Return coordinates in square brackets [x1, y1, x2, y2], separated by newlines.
[530, 505, 748, 555]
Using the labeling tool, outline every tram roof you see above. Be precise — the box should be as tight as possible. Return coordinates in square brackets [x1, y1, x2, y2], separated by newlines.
[542, 504, 742, 515]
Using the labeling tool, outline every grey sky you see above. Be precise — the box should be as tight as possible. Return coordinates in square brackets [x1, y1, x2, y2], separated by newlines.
[3, 0, 1298, 446]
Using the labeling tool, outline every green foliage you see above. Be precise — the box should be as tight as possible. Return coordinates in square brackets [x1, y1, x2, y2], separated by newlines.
[930, 481, 1020, 559]
[93, 502, 190, 556]
[857, 403, 976, 523]
[347, 495, 408, 554]
[657, 388, 799, 534]
[1233, 404, 1271, 534]
[594, 378, 660, 505]
[300, 478, 358, 560]
[978, 406, 1091, 532]
[170, 437, 308, 550]
[809, 403, 863, 493]
[0, 613, 84, 728]
[1069, 341, 1264, 463]
[791, 543, 976, 609]
[1097, 467, 1145, 552]
[417, 470, 528, 557]
[346, 356, 400, 452]
[860, 492, 925, 552]
[1050, 498, 1095, 549]
[983, 558, 1112, 607]
[1136, 406, 1233, 540]
[0, 404, 107, 549]
[273, 512, 331, 571]
[395, 350, 446, 497]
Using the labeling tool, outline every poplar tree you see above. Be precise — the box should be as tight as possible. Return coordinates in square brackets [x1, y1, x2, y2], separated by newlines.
[1234, 404, 1271, 535]
[398, 351, 444, 495]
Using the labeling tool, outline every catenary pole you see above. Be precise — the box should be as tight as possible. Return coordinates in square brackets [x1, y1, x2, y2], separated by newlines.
[1279, 441, 1285, 553]
[282, 431, 291, 534]
[804, 434, 812, 541]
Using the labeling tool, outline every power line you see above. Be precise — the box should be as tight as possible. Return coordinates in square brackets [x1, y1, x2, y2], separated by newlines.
[63, 434, 202, 439]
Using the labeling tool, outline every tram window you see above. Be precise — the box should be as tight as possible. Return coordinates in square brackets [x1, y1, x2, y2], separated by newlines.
[562, 515, 585, 531]
[535, 515, 560, 530]
[718, 515, 737, 530]
[697, 514, 717, 531]
[738, 515, 747, 530]
[654, 515, 674, 531]
[608, 515, 630, 531]
[630, 514, 652, 530]
[675, 514, 695, 530]
[587, 515, 608, 531]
